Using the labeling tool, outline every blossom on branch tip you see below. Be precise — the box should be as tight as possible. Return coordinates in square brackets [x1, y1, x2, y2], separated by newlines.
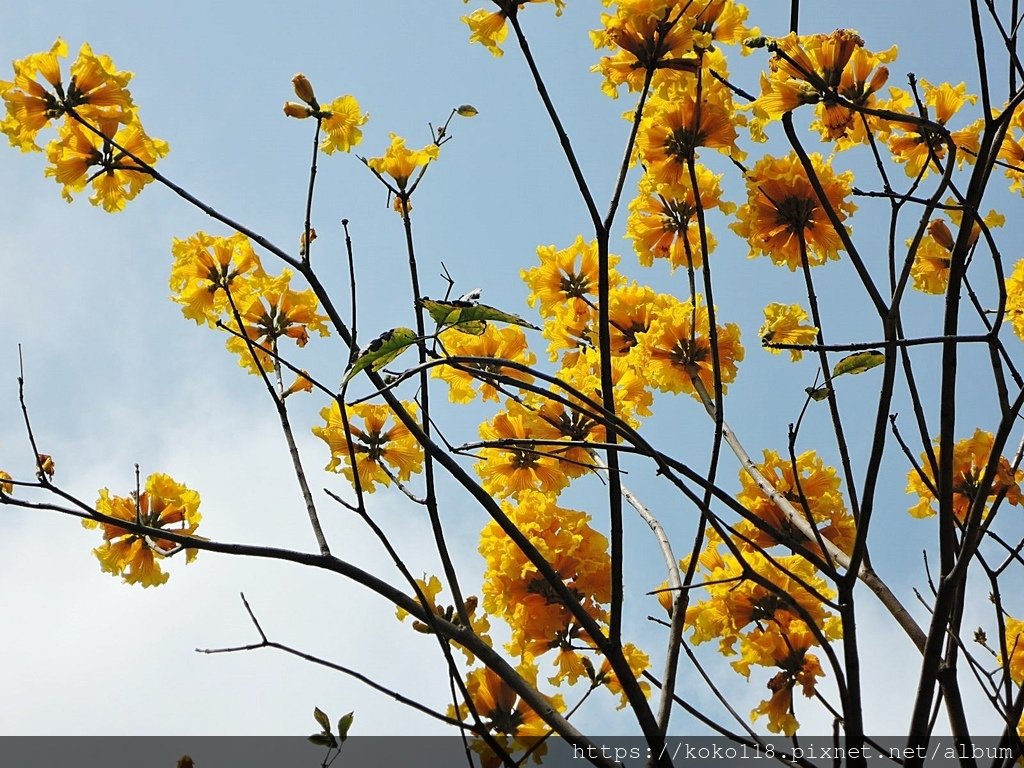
[1, 38, 134, 152]
[318, 94, 368, 154]
[747, 621, 824, 736]
[83, 473, 202, 588]
[366, 132, 439, 190]
[632, 295, 743, 399]
[222, 270, 330, 375]
[522, 235, 622, 319]
[637, 88, 743, 182]
[462, 1, 565, 58]
[731, 152, 855, 270]
[626, 168, 734, 270]
[759, 303, 817, 361]
[905, 429, 1023, 521]
[748, 31, 900, 147]
[590, 7, 696, 96]
[170, 232, 266, 326]
[680, 533, 838, 736]
[2, 38, 160, 212]
[886, 80, 981, 177]
[44, 115, 168, 211]
[434, 325, 536, 403]
[313, 400, 423, 493]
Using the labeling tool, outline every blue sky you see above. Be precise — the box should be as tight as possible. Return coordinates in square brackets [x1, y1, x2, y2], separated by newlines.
[0, 0, 1017, 741]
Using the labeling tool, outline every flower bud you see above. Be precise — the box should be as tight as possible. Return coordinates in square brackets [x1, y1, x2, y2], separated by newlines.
[867, 66, 889, 95]
[37, 454, 55, 478]
[283, 102, 313, 119]
[967, 222, 982, 249]
[299, 227, 317, 256]
[291, 73, 317, 105]
[283, 371, 314, 398]
[928, 219, 955, 251]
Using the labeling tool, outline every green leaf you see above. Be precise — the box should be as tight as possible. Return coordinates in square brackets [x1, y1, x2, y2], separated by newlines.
[805, 385, 832, 402]
[831, 350, 884, 379]
[343, 328, 418, 383]
[456, 104, 478, 117]
[419, 297, 540, 334]
[308, 733, 339, 749]
[337, 712, 354, 741]
[313, 707, 331, 733]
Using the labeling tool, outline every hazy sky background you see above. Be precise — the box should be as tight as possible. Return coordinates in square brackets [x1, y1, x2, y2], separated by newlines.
[0, 0, 1017, 741]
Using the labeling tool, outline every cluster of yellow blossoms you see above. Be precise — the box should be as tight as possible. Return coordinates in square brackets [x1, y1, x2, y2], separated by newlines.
[170, 231, 329, 378]
[679, 535, 839, 735]
[669, 448, 853, 735]
[313, 401, 423, 493]
[462, 0, 566, 57]
[906, 429, 1024, 522]
[1, 38, 167, 211]
[83, 473, 202, 588]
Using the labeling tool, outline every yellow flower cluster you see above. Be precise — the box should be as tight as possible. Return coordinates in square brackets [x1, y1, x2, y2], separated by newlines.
[750, 30, 899, 146]
[480, 490, 610, 657]
[906, 429, 1023, 522]
[626, 167, 734, 271]
[475, 400, 576, 498]
[462, 0, 566, 58]
[170, 231, 329, 377]
[886, 80, 982, 178]
[282, 73, 368, 155]
[454, 665, 565, 765]
[632, 295, 743, 399]
[1, 38, 167, 211]
[759, 303, 818, 361]
[679, 530, 840, 735]
[313, 401, 423, 493]
[367, 132, 439, 191]
[14, 3, 1024, 748]
[83, 473, 201, 587]
[435, 325, 536, 404]
[731, 151, 855, 270]
[637, 79, 744, 185]
[591, 1, 753, 98]
[736, 449, 856, 557]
